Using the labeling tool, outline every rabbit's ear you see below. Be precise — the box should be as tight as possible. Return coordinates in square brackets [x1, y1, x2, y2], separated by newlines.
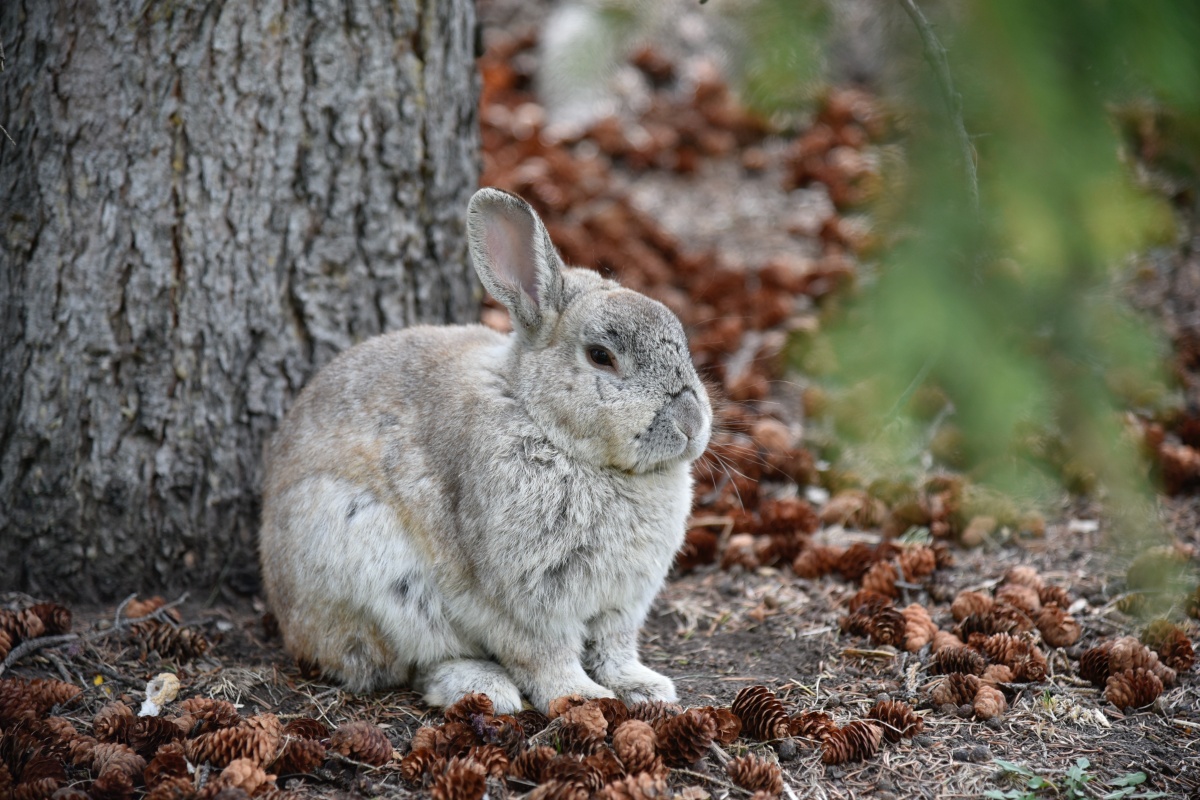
[467, 188, 565, 335]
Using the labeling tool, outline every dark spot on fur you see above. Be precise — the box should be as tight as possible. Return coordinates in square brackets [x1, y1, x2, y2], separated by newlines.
[347, 497, 360, 520]
[391, 576, 412, 601]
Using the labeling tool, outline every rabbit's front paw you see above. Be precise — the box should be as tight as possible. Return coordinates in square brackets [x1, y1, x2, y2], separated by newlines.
[595, 662, 677, 705]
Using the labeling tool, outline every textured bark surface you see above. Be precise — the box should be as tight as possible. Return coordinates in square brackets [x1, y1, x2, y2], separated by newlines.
[0, 0, 480, 599]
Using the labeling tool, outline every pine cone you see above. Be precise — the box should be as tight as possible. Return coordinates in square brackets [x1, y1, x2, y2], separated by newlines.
[281, 718, 329, 740]
[696, 706, 741, 744]
[431, 757, 487, 800]
[66, 736, 98, 767]
[271, 737, 326, 775]
[89, 770, 134, 800]
[930, 674, 981, 708]
[792, 545, 843, 579]
[185, 726, 277, 767]
[528, 780, 589, 800]
[53, 788, 95, 800]
[846, 589, 893, 613]
[596, 772, 671, 800]
[133, 621, 209, 662]
[145, 744, 190, 787]
[627, 701, 682, 726]
[93, 703, 136, 744]
[178, 698, 241, 733]
[90, 743, 147, 780]
[861, 561, 899, 598]
[1108, 636, 1176, 687]
[400, 748, 446, 784]
[866, 700, 923, 742]
[510, 745, 557, 782]
[515, 708, 550, 736]
[0, 678, 81, 724]
[28, 603, 72, 636]
[932, 646, 986, 676]
[900, 604, 938, 652]
[1038, 585, 1071, 609]
[994, 584, 1041, 615]
[217, 759, 274, 797]
[973, 686, 1007, 720]
[560, 702, 609, 739]
[837, 542, 879, 582]
[981, 664, 1014, 685]
[867, 606, 906, 648]
[542, 754, 598, 791]
[1003, 565, 1044, 590]
[1141, 620, 1195, 673]
[931, 630, 965, 653]
[654, 708, 715, 768]
[788, 711, 835, 743]
[547, 695, 589, 719]
[144, 776, 194, 800]
[329, 721, 392, 766]
[19, 754, 66, 785]
[1104, 668, 1163, 710]
[1035, 605, 1081, 648]
[898, 545, 938, 582]
[0, 629, 12, 662]
[582, 749, 625, 785]
[821, 721, 882, 765]
[130, 716, 185, 756]
[591, 698, 631, 734]
[13, 777, 61, 800]
[123, 596, 170, 620]
[555, 719, 605, 755]
[443, 693, 494, 725]
[1079, 642, 1114, 686]
[950, 591, 993, 622]
[731, 686, 790, 741]
[726, 755, 782, 795]
[612, 721, 659, 775]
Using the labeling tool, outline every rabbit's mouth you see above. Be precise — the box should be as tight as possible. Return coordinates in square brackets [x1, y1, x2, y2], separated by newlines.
[632, 389, 712, 470]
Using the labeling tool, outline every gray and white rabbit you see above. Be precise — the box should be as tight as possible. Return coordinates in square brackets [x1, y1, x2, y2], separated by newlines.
[259, 188, 712, 713]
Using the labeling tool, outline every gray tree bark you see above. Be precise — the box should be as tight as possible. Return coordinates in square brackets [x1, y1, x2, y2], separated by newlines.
[0, 0, 480, 600]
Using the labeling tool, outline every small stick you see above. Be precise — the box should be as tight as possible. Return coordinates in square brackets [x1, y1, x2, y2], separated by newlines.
[897, 0, 979, 211]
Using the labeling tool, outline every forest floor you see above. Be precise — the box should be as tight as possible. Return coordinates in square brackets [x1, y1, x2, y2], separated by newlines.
[4, 3, 1200, 799]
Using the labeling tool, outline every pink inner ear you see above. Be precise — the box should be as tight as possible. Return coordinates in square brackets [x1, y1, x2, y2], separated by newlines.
[486, 212, 539, 304]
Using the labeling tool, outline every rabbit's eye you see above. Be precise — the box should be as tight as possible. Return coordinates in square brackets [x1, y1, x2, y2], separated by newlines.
[587, 346, 617, 370]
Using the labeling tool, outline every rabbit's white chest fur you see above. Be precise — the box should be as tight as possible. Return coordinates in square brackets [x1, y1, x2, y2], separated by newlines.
[260, 188, 710, 712]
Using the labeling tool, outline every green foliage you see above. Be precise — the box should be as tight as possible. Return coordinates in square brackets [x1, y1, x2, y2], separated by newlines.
[987, 759, 1167, 800]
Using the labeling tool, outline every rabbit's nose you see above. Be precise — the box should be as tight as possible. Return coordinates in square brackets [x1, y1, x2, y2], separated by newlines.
[667, 390, 706, 442]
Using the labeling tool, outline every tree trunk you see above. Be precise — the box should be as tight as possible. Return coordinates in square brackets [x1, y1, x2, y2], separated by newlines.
[0, 0, 480, 600]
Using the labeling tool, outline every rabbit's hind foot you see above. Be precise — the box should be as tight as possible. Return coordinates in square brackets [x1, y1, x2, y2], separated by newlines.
[417, 658, 524, 714]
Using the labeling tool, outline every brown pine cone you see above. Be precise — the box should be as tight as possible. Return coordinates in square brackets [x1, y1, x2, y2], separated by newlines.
[431, 757, 487, 800]
[1108, 636, 1176, 687]
[931, 630, 965, 653]
[271, 736, 326, 775]
[13, 777, 62, 800]
[130, 716, 186, 756]
[547, 695, 589, 719]
[330, 721, 393, 766]
[28, 603, 72, 636]
[582, 749, 626, 784]
[900, 604, 938, 652]
[1003, 565, 1044, 590]
[837, 542, 879, 582]
[612, 721, 659, 775]
[0, 678, 81, 723]
[464, 744, 509, 779]
[1141, 619, 1196, 673]
[399, 748, 445, 785]
[281, 718, 329, 740]
[217, 759, 275, 797]
[510, 745, 557, 783]
[898, 545, 938, 582]
[788, 710, 835, 743]
[515, 708, 550, 736]
[474, 714, 524, 758]
[654, 708, 715, 768]
[0, 629, 12, 662]
[731, 686, 790, 741]
[981, 664, 1015, 685]
[144, 775, 194, 800]
[185, 726, 277, 768]
[33, 717, 79, 761]
[556, 720, 606, 755]
[528, 780, 589, 800]
[839, 606, 876, 638]
[696, 706, 741, 744]
[134, 621, 210, 662]
[1009, 639, 1048, 682]
[560, 702, 609, 739]
[1035, 605, 1081, 648]
[15, 609, 46, 640]
[145, 744, 190, 787]
[93, 702, 136, 744]
[1079, 642, 1114, 686]
[866, 700, 923, 742]
[821, 721, 882, 765]
[995, 584, 1041, 615]
[542, 754, 598, 791]
[596, 772, 671, 800]
[950, 591, 993, 622]
[89, 770, 134, 800]
[720, 533, 760, 571]
[1105, 668, 1164, 710]
[123, 596, 170, 620]
[792, 545, 844, 579]
[1038, 585, 1071, 609]
[591, 698, 631, 734]
[867, 606, 907, 647]
[726, 754, 782, 795]
[66, 735, 98, 767]
[846, 589, 893, 613]
[443, 693, 495, 725]
[434, 720, 483, 757]
[178, 698, 242, 733]
[18, 755, 66, 785]
[627, 701, 682, 726]
[90, 743, 147, 780]
[930, 674, 981, 707]
[931, 646, 986, 676]
[861, 561, 899, 599]
[973, 686, 1007, 720]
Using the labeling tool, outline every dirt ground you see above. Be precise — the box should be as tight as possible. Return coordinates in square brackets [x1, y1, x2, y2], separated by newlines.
[4, 2, 1200, 799]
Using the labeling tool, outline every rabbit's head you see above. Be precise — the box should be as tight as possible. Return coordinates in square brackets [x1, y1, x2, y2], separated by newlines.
[468, 188, 711, 474]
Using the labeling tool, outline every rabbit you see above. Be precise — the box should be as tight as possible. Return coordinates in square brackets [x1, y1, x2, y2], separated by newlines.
[259, 188, 712, 714]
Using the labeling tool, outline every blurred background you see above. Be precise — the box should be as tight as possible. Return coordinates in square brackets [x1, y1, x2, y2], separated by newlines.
[476, 0, 1200, 612]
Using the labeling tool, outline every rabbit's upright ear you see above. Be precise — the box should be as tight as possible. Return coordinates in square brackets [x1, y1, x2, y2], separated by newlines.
[467, 188, 565, 336]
